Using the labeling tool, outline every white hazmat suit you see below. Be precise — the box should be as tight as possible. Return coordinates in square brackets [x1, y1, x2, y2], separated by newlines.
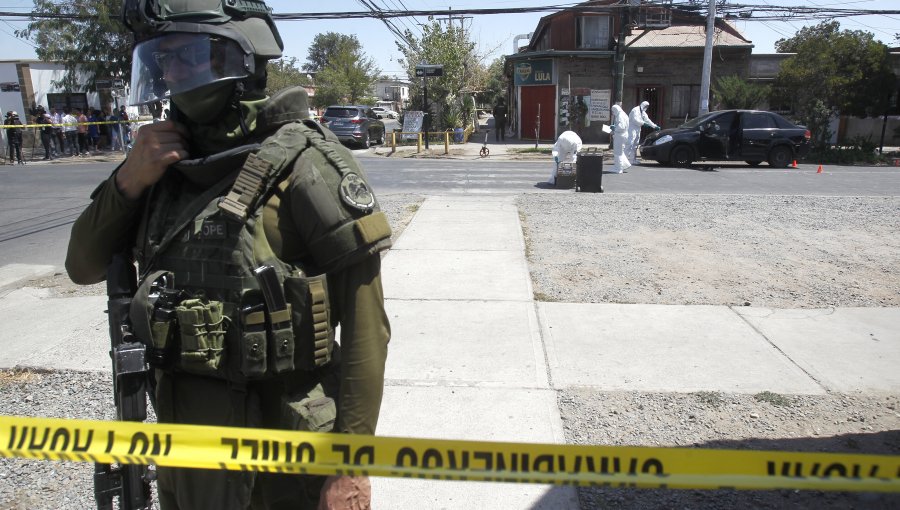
[610, 104, 631, 174]
[548, 130, 583, 185]
[626, 101, 660, 164]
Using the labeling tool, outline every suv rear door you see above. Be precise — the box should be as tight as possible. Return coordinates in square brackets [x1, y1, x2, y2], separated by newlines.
[323, 107, 357, 130]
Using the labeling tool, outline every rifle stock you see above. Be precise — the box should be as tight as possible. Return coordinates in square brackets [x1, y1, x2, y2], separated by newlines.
[94, 253, 153, 510]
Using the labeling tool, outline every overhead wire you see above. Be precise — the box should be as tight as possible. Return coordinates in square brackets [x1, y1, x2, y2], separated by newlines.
[355, 0, 415, 51]
[0, 19, 36, 49]
[1, 5, 898, 22]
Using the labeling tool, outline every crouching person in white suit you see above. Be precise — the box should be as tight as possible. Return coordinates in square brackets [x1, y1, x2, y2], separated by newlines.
[548, 130, 583, 185]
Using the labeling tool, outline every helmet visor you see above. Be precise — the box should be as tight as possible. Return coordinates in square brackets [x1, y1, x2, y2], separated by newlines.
[129, 32, 248, 105]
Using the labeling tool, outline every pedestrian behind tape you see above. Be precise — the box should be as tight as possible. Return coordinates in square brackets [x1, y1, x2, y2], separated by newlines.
[4, 111, 24, 165]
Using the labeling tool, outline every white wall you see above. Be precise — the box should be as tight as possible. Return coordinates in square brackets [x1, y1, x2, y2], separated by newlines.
[0, 62, 25, 122]
[29, 63, 101, 111]
[842, 115, 900, 147]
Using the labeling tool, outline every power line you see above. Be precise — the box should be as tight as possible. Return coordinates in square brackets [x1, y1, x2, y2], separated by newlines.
[356, 0, 417, 52]
[2, 5, 898, 23]
[0, 19, 36, 49]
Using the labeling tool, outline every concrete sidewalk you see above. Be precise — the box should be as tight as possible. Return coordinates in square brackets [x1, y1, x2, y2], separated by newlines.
[0, 195, 898, 509]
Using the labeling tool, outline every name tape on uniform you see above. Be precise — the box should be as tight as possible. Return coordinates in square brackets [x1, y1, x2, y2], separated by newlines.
[1, 415, 898, 492]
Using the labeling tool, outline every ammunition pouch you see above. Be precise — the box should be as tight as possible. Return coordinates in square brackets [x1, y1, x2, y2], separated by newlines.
[175, 297, 226, 375]
[132, 270, 334, 380]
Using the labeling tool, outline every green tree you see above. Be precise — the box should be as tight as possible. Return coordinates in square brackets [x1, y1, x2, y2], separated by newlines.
[773, 21, 896, 145]
[304, 32, 357, 73]
[304, 33, 379, 108]
[711, 75, 769, 110]
[16, 0, 131, 93]
[480, 57, 508, 108]
[265, 57, 311, 97]
[396, 19, 480, 128]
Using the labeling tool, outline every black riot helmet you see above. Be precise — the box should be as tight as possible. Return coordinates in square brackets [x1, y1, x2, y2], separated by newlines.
[123, 0, 283, 122]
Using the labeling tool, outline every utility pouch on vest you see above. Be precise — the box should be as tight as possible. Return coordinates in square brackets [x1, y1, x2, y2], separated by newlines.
[253, 265, 295, 375]
[282, 382, 336, 432]
[239, 302, 268, 378]
[268, 304, 295, 374]
[284, 274, 333, 371]
[175, 298, 226, 375]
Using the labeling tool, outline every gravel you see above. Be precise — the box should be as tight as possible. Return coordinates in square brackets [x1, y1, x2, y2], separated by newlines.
[3, 192, 899, 508]
[519, 194, 900, 308]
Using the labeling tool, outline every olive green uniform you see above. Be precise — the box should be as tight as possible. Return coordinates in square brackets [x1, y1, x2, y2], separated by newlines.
[66, 88, 390, 509]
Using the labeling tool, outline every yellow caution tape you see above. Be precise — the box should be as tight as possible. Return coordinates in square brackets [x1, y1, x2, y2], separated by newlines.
[1, 415, 898, 492]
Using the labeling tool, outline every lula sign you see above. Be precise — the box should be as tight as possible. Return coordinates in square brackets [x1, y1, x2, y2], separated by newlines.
[514, 60, 553, 86]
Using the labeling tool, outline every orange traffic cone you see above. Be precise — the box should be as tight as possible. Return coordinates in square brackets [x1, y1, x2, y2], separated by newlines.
[791, 160, 798, 168]
[816, 164, 823, 174]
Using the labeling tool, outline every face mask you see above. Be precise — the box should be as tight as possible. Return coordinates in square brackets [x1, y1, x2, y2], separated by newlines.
[171, 81, 236, 124]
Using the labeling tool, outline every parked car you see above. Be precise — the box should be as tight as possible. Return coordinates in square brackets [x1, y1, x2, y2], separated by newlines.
[371, 106, 398, 119]
[639, 110, 811, 168]
[320, 105, 386, 148]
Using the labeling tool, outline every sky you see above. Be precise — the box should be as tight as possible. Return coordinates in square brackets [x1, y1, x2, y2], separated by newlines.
[0, 0, 897, 77]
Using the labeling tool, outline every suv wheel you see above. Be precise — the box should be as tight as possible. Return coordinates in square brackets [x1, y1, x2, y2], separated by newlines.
[360, 131, 370, 148]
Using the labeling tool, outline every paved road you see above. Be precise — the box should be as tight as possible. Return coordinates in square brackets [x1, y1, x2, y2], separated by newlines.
[357, 156, 900, 196]
[2, 158, 898, 267]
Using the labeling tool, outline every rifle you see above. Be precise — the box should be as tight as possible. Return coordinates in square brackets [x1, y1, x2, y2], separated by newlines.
[94, 253, 153, 510]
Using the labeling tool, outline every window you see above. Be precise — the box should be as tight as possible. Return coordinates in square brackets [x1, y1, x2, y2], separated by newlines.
[742, 112, 776, 129]
[671, 85, 699, 119]
[576, 16, 610, 49]
[46, 93, 88, 114]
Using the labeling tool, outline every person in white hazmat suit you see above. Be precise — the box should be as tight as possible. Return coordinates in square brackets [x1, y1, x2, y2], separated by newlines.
[626, 101, 660, 164]
[548, 130, 583, 185]
[610, 104, 631, 174]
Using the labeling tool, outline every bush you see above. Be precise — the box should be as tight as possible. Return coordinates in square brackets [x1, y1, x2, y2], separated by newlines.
[441, 103, 462, 130]
[807, 136, 891, 165]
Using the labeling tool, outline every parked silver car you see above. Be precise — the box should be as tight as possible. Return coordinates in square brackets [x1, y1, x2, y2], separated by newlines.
[320, 105, 385, 148]
[372, 106, 398, 119]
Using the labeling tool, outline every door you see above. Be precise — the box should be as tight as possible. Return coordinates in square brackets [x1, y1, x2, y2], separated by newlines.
[520, 85, 556, 141]
[740, 111, 778, 161]
[635, 86, 663, 130]
[697, 111, 736, 160]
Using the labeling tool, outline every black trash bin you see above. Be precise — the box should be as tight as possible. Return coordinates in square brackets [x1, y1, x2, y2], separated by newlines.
[576, 147, 603, 192]
[555, 162, 576, 189]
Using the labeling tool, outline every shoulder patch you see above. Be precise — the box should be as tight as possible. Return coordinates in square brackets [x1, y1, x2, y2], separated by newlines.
[339, 172, 375, 213]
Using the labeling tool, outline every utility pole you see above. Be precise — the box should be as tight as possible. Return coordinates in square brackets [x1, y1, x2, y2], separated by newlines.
[423, 76, 429, 149]
[698, 0, 716, 115]
[613, 6, 628, 106]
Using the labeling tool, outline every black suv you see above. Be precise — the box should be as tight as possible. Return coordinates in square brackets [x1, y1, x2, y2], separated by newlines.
[640, 110, 811, 167]
[320, 105, 386, 148]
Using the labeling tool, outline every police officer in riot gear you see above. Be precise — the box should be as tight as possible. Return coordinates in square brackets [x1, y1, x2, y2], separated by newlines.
[66, 1, 391, 508]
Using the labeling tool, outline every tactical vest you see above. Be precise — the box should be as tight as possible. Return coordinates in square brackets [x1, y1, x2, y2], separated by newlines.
[130, 120, 391, 382]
